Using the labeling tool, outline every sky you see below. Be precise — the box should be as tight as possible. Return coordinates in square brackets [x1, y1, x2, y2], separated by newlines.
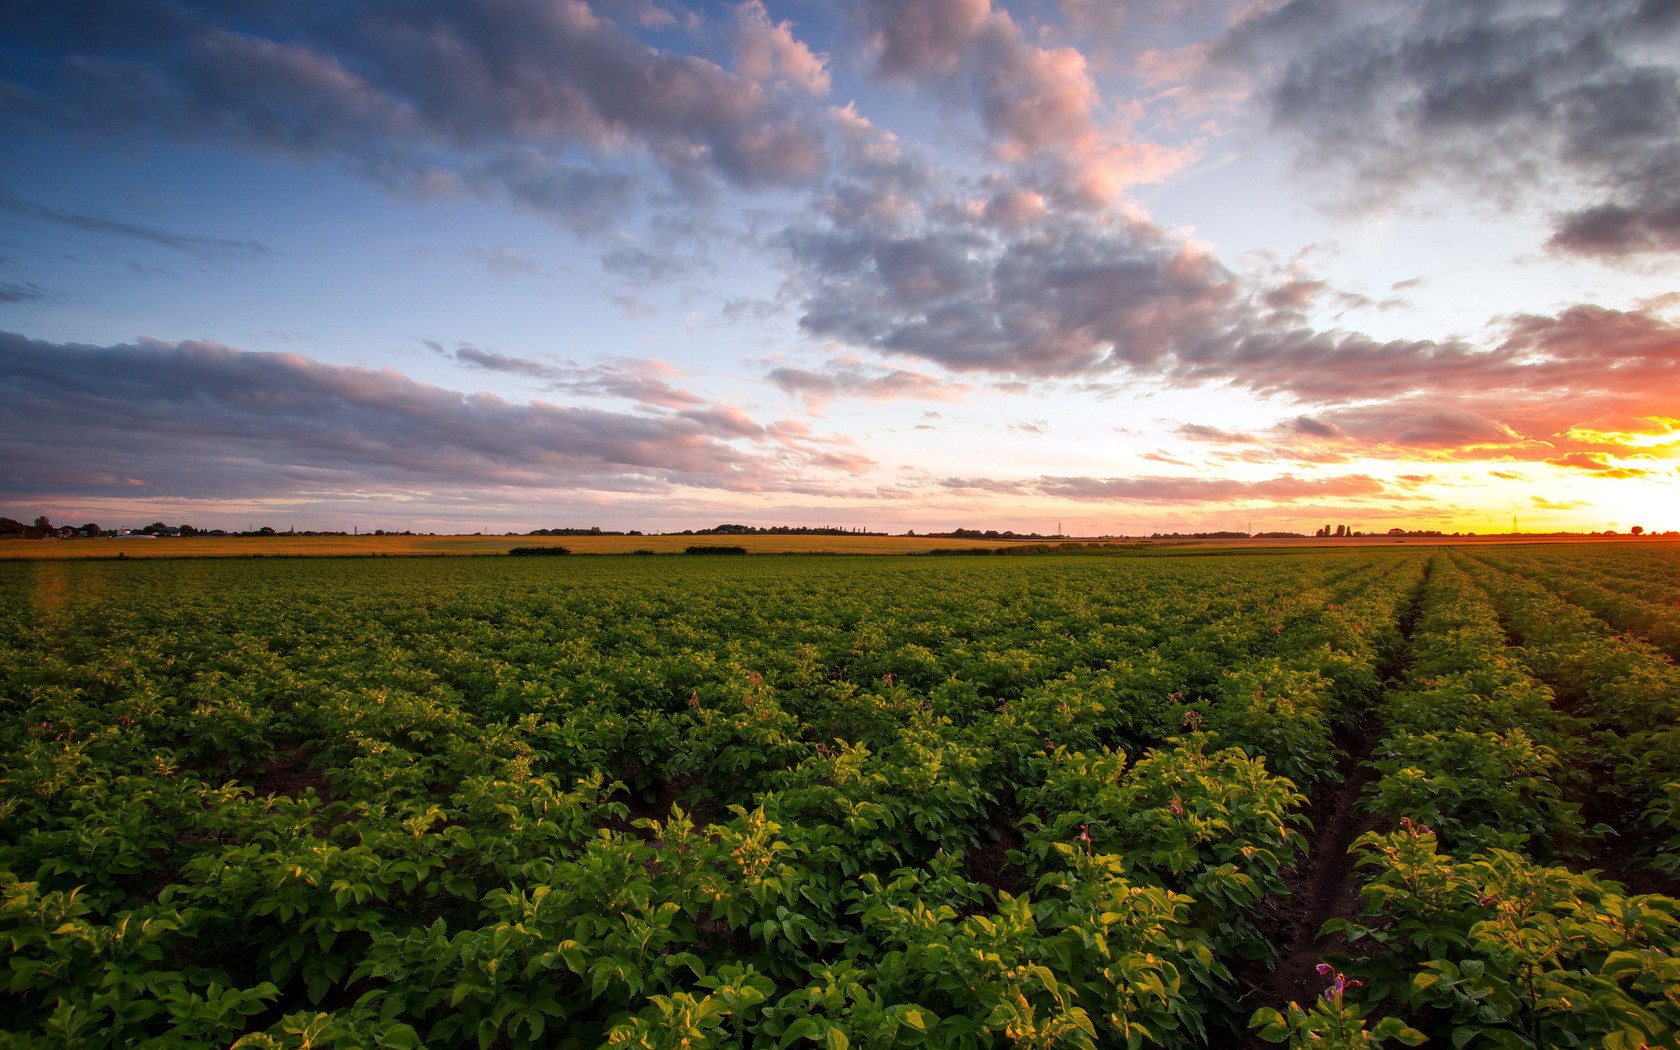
[3, 0, 1680, 536]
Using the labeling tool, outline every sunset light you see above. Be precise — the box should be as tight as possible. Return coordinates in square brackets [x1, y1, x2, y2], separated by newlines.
[2, 2, 1678, 534]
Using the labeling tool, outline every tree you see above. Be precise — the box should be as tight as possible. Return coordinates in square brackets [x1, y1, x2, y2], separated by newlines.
[1631, 525, 1645, 536]
[80, 523, 101, 537]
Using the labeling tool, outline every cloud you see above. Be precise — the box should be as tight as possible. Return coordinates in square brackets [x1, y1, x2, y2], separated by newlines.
[1177, 423, 1257, 443]
[1214, 0, 1680, 260]
[0, 333, 891, 502]
[0, 2, 831, 227]
[782, 206, 1244, 376]
[733, 1, 831, 96]
[469, 246, 543, 279]
[1036, 472, 1386, 504]
[783, 113, 1680, 467]
[0, 189, 273, 266]
[1562, 413, 1680, 441]
[1390, 411, 1522, 448]
[1283, 415, 1348, 439]
[853, 0, 1193, 203]
[1139, 450, 1191, 466]
[0, 281, 50, 303]
[935, 469, 1385, 504]
[1544, 451, 1652, 478]
[435, 341, 704, 410]
[937, 475, 1033, 495]
[783, 115, 1680, 454]
[857, 0, 990, 78]
[766, 356, 972, 411]
[600, 243, 700, 284]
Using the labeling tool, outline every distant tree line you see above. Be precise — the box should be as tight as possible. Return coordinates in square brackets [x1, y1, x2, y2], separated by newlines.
[527, 527, 644, 536]
[934, 528, 1058, 540]
[678, 524, 885, 536]
[1150, 531, 1254, 540]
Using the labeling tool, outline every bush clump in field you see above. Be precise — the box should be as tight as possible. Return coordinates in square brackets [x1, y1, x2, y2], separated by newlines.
[684, 545, 747, 555]
[507, 545, 571, 556]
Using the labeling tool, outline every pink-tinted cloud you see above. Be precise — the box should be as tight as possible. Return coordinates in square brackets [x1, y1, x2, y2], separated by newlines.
[767, 357, 973, 412]
[854, 0, 1194, 203]
[733, 1, 831, 95]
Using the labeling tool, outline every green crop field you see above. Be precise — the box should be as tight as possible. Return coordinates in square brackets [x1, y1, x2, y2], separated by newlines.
[3, 545, 1678, 1048]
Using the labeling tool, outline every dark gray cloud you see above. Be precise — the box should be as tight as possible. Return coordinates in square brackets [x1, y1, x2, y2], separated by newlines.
[782, 205, 1245, 376]
[1215, 0, 1680, 259]
[0, 189, 273, 265]
[0, 1, 830, 227]
[0, 332, 865, 499]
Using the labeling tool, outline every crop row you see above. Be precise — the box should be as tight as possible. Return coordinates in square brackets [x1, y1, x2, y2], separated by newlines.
[1455, 549, 1680, 870]
[1259, 553, 1680, 1049]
